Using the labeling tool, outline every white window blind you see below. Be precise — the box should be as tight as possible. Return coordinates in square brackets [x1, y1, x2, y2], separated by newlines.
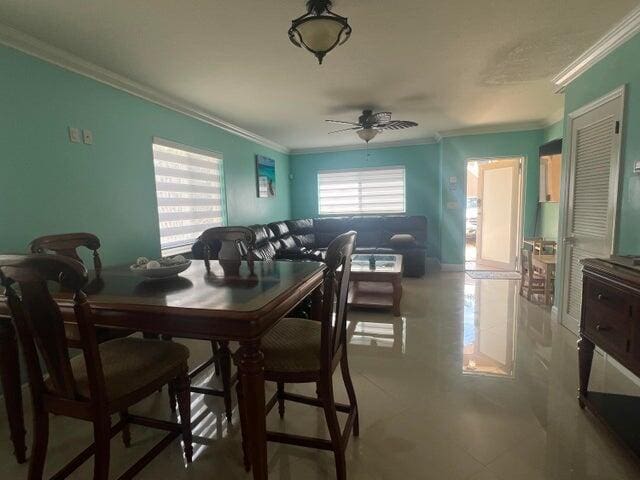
[317, 167, 406, 215]
[152, 138, 224, 256]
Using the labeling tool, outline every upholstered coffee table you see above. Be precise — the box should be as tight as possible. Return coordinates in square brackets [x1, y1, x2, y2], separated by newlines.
[348, 254, 403, 316]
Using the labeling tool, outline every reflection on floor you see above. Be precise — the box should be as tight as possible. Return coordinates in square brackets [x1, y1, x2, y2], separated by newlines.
[2, 272, 640, 479]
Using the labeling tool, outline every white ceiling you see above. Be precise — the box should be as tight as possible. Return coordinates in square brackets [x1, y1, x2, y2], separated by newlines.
[0, 0, 637, 150]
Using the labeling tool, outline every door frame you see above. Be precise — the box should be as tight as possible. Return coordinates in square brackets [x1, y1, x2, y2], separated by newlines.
[465, 156, 525, 272]
[557, 85, 626, 333]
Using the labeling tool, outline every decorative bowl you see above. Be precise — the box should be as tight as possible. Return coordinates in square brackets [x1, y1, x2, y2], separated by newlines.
[130, 257, 192, 279]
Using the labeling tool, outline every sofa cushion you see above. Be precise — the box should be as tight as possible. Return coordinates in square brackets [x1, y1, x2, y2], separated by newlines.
[269, 221, 290, 238]
[354, 230, 381, 247]
[389, 234, 418, 248]
[249, 225, 271, 246]
[250, 242, 277, 261]
[314, 216, 350, 234]
[381, 215, 427, 246]
[280, 235, 297, 250]
[285, 218, 314, 234]
[293, 233, 315, 248]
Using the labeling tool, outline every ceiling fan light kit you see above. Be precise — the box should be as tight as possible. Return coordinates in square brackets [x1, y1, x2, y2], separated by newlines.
[288, 0, 352, 64]
[326, 109, 419, 143]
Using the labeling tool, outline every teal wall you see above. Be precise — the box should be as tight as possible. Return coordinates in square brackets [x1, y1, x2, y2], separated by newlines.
[563, 33, 640, 256]
[290, 144, 442, 258]
[0, 45, 291, 266]
[439, 130, 544, 265]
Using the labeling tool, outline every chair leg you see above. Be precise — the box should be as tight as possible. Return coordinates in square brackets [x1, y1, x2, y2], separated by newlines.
[168, 379, 177, 413]
[93, 416, 111, 480]
[319, 379, 347, 480]
[175, 370, 193, 463]
[341, 355, 359, 437]
[211, 341, 221, 376]
[235, 379, 251, 472]
[218, 341, 233, 423]
[27, 408, 49, 480]
[119, 410, 131, 447]
[277, 382, 286, 419]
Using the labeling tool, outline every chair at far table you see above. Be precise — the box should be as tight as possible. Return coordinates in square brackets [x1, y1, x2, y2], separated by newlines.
[239, 231, 359, 480]
[29, 233, 135, 346]
[519, 248, 547, 301]
[167, 226, 257, 423]
[0, 254, 192, 480]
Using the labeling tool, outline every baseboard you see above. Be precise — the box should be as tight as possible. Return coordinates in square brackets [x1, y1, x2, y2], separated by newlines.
[441, 264, 465, 272]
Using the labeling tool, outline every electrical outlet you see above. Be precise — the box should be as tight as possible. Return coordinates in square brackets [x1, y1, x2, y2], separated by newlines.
[68, 127, 81, 143]
[82, 129, 94, 145]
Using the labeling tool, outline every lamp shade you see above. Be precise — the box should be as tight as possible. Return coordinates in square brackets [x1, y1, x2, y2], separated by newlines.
[289, 0, 351, 64]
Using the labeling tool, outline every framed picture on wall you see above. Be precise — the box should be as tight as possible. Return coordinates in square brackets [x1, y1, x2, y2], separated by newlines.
[256, 155, 276, 197]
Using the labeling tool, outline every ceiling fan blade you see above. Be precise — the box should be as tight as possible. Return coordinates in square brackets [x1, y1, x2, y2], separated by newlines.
[325, 119, 362, 126]
[372, 111, 392, 125]
[378, 120, 419, 130]
[328, 127, 362, 134]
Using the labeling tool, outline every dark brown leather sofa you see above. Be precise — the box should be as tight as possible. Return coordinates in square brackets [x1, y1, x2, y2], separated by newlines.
[192, 215, 428, 277]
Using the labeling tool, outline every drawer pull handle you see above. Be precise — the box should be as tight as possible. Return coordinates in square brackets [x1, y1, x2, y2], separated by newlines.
[596, 324, 612, 332]
[597, 293, 608, 301]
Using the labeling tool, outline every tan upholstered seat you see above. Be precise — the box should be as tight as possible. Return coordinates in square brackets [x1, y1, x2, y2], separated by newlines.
[48, 338, 190, 401]
[262, 318, 321, 373]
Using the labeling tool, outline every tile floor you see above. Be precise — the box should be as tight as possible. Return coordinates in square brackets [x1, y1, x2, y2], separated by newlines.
[2, 272, 640, 479]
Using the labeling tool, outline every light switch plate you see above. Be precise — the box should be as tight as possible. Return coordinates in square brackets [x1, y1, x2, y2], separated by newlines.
[447, 201, 459, 209]
[82, 129, 94, 145]
[68, 127, 81, 143]
[634, 160, 640, 174]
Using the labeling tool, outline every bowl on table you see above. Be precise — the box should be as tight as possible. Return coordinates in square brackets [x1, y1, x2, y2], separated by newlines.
[129, 256, 192, 279]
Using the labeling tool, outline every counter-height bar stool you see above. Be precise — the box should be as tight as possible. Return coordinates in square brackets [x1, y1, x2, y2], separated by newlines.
[0, 254, 192, 480]
[238, 231, 359, 480]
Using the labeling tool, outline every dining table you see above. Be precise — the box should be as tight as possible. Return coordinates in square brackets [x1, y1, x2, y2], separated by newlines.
[0, 258, 326, 480]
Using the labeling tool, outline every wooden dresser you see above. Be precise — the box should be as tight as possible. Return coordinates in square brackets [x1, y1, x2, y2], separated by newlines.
[579, 258, 640, 458]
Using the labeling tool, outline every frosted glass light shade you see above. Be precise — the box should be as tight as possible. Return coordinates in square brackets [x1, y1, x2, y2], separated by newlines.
[357, 129, 379, 143]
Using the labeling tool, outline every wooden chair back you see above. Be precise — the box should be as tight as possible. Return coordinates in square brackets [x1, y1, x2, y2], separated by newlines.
[199, 227, 256, 273]
[0, 254, 105, 403]
[29, 233, 102, 277]
[319, 231, 357, 371]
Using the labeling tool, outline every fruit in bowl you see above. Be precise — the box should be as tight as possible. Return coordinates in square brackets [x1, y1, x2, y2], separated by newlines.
[130, 255, 191, 279]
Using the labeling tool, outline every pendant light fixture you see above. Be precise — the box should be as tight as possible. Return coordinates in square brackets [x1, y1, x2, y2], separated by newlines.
[357, 128, 379, 143]
[288, 0, 352, 64]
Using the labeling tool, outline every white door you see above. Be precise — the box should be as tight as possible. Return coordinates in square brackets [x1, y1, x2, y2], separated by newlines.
[561, 87, 624, 332]
[476, 159, 522, 270]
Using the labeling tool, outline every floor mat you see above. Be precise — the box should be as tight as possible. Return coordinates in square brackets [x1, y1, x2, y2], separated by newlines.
[466, 270, 521, 280]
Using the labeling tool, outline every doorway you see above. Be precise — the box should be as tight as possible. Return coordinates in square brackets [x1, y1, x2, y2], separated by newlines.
[465, 157, 524, 271]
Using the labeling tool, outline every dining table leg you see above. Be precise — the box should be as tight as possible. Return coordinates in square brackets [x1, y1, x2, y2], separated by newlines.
[235, 340, 268, 480]
[0, 317, 27, 463]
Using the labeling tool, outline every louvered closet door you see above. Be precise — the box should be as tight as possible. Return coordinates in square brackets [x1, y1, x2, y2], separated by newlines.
[561, 89, 624, 331]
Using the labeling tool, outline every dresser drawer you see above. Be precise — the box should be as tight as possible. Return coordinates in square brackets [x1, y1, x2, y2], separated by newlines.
[583, 278, 632, 358]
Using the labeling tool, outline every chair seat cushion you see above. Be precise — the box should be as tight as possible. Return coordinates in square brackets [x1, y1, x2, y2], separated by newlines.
[52, 338, 189, 401]
[262, 318, 321, 374]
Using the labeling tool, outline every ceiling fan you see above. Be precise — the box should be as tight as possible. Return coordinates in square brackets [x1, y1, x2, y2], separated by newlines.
[326, 109, 418, 143]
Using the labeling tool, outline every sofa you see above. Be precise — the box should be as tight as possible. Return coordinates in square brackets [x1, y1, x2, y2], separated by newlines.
[192, 215, 428, 277]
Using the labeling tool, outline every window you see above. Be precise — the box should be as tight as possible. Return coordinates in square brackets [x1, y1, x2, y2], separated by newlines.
[152, 138, 225, 256]
[317, 166, 406, 215]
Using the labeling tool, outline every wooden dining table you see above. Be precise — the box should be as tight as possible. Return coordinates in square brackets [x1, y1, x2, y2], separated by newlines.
[0, 259, 326, 480]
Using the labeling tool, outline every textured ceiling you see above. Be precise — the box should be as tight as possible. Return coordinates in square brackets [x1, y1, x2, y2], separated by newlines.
[0, 0, 637, 150]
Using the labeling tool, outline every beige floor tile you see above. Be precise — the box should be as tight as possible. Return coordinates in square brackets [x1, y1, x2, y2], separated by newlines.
[1, 272, 639, 479]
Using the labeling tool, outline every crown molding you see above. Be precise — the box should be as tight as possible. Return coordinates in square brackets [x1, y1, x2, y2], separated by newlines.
[0, 23, 290, 154]
[435, 121, 546, 139]
[290, 137, 438, 155]
[552, 5, 640, 92]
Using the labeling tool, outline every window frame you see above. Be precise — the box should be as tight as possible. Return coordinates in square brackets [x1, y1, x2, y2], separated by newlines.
[152, 137, 228, 257]
[316, 165, 407, 216]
